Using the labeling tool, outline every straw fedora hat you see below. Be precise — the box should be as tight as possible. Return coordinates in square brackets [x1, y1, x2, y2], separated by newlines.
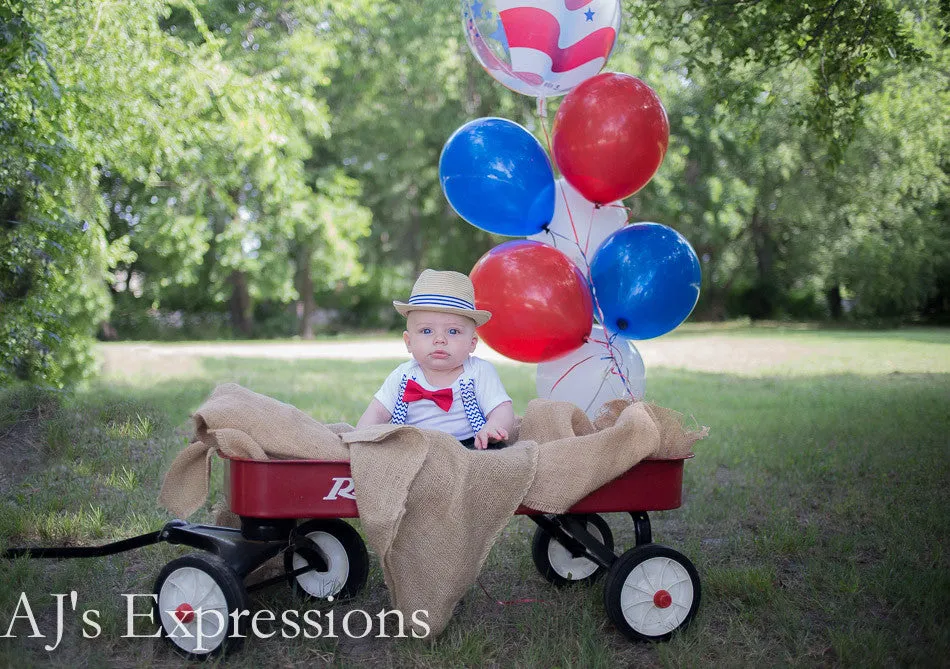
[393, 269, 492, 326]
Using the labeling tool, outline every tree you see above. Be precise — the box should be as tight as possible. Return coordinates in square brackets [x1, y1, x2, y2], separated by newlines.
[644, 0, 935, 151]
[610, 1, 948, 321]
[820, 19, 950, 319]
[3, 0, 948, 390]
[106, 0, 373, 338]
[0, 0, 173, 386]
[316, 0, 535, 326]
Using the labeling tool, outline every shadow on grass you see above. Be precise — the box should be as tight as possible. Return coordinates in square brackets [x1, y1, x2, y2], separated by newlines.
[0, 364, 947, 667]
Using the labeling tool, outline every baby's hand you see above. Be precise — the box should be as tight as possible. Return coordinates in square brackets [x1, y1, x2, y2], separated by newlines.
[474, 426, 508, 450]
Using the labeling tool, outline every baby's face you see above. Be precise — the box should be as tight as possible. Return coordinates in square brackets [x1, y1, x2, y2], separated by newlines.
[404, 311, 478, 374]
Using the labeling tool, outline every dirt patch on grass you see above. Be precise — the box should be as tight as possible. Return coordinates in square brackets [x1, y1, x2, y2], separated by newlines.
[637, 335, 814, 375]
[98, 336, 817, 376]
[97, 344, 203, 381]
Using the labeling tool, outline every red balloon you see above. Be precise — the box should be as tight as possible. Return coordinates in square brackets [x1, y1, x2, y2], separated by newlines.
[470, 241, 593, 363]
[552, 72, 669, 204]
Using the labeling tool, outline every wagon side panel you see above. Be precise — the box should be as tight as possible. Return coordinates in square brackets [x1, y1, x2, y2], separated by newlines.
[225, 458, 359, 519]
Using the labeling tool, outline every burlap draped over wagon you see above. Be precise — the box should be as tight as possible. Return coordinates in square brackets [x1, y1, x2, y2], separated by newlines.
[159, 383, 706, 637]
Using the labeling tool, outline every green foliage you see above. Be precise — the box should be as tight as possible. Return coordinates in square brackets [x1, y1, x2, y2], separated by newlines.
[824, 47, 950, 318]
[645, 0, 931, 150]
[320, 0, 533, 313]
[2, 0, 373, 382]
[2, 0, 948, 387]
[0, 1, 136, 386]
[609, 4, 949, 322]
[110, 1, 373, 335]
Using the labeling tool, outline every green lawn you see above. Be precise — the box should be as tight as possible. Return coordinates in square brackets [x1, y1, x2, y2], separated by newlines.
[1, 327, 948, 667]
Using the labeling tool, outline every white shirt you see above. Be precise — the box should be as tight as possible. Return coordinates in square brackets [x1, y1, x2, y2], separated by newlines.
[374, 356, 512, 440]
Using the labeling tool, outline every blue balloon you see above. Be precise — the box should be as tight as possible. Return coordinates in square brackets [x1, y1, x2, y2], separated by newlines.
[439, 117, 555, 236]
[589, 223, 701, 340]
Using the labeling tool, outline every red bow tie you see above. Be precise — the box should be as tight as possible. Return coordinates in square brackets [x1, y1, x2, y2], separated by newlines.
[402, 378, 454, 412]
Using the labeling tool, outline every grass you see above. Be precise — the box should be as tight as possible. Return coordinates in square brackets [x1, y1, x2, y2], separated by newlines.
[0, 327, 948, 667]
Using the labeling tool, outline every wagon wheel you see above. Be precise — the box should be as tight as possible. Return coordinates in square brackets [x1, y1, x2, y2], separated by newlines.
[284, 519, 369, 602]
[603, 544, 701, 642]
[153, 552, 248, 659]
[531, 514, 614, 586]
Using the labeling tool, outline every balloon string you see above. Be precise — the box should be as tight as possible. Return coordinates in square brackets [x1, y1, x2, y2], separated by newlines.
[539, 244, 634, 398]
[535, 100, 635, 400]
[605, 202, 636, 225]
[580, 255, 636, 398]
[537, 109, 554, 158]
[546, 228, 593, 269]
[603, 331, 634, 391]
[583, 333, 633, 392]
[551, 354, 597, 392]
[562, 183, 582, 247]
[582, 204, 596, 256]
[543, 225, 634, 397]
[621, 205, 636, 225]
[536, 106, 581, 247]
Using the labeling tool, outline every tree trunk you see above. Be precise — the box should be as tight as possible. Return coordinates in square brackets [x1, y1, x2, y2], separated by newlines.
[748, 207, 778, 319]
[98, 321, 118, 341]
[295, 241, 316, 339]
[197, 207, 223, 312]
[826, 283, 842, 319]
[409, 203, 425, 278]
[228, 270, 253, 336]
[750, 207, 774, 286]
[198, 234, 217, 305]
[692, 249, 734, 321]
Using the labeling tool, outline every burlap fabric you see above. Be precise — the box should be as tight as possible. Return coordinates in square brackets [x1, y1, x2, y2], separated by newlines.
[158, 383, 706, 637]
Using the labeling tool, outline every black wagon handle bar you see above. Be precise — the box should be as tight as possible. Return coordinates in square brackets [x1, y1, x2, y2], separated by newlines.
[3, 529, 165, 560]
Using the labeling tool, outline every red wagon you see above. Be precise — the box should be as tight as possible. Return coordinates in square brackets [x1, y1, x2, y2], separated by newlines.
[6, 453, 701, 659]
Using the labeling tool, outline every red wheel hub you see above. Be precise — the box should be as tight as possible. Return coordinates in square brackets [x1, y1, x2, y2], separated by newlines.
[174, 602, 195, 624]
[653, 589, 673, 609]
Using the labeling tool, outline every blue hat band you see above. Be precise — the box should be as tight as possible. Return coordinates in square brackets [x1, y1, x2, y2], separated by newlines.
[407, 294, 475, 311]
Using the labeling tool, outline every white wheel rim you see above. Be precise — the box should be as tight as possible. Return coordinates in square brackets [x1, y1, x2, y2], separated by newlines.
[293, 531, 350, 598]
[547, 522, 604, 580]
[157, 566, 230, 654]
[620, 556, 694, 636]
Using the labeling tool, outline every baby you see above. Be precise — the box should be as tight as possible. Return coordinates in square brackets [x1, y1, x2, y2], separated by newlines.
[357, 269, 515, 450]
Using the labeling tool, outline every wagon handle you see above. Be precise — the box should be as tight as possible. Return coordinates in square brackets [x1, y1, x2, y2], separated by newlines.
[3, 520, 187, 560]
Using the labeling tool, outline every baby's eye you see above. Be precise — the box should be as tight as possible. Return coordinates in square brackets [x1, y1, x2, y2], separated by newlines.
[421, 328, 432, 335]
[449, 328, 461, 335]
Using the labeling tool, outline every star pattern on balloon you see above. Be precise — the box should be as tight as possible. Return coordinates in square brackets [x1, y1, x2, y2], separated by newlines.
[489, 17, 508, 50]
[464, 15, 479, 39]
[584, 8, 595, 21]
